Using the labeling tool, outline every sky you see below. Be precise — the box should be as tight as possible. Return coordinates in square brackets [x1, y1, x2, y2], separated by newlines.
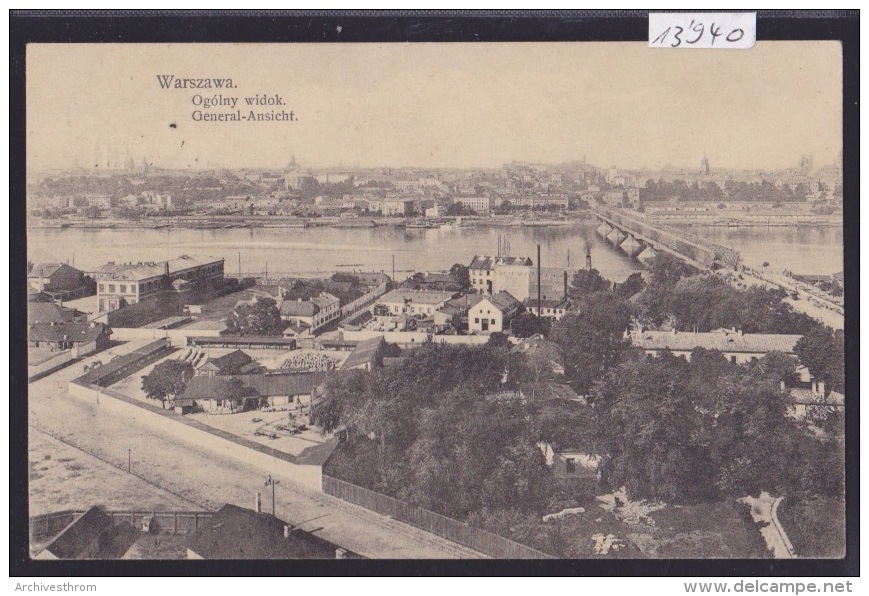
[27, 41, 842, 172]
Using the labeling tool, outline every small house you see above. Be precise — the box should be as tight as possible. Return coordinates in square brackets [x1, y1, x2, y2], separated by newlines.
[468, 291, 522, 333]
[180, 376, 259, 414]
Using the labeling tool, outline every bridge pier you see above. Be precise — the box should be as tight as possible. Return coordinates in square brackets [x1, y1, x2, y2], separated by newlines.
[595, 222, 613, 237]
[636, 246, 658, 264]
[606, 228, 626, 246]
[619, 235, 644, 258]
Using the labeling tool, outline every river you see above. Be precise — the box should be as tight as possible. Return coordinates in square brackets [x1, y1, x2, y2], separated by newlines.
[27, 221, 844, 281]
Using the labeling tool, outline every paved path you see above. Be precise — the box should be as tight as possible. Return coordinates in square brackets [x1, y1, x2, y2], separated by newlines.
[28, 342, 483, 559]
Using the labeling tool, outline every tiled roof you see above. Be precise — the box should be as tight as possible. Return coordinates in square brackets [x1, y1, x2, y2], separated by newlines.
[28, 302, 82, 325]
[378, 289, 455, 305]
[94, 255, 222, 281]
[29, 322, 109, 344]
[185, 504, 344, 559]
[167, 254, 223, 272]
[41, 506, 112, 559]
[443, 294, 486, 310]
[490, 291, 522, 311]
[469, 255, 533, 271]
[342, 336, 385, 370]
[29, 262, 78, 278]
[181, 376, 254, 401]
[280, 300, 318, 317]
[206, 349, 253, 373]
[311, 292, 340, 309]
[94, 261, 166, 281]
[233, 372, 328, 397]
[629, 330, 802, 354]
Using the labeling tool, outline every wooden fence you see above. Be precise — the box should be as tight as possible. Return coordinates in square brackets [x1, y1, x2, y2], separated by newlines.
[322, 475, 553, 559]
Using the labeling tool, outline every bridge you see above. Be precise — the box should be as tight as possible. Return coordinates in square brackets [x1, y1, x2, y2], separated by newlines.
[590, 206, 742, 271]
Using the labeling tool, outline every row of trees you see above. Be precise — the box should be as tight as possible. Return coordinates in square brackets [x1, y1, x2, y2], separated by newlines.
[635, 253, 819, 335]
[591, 349, 843, 503]
[639, 178, 810, 203]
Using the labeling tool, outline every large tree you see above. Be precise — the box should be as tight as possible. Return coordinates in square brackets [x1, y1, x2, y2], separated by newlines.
[510, 312, 550, 338]
[449, 263, 471, 290]
[225, 297, 285, 336]
[549, 293, 632, 396]
[141, 360, 194, 404]
[794, 326, 845, 392]
[614, 272, 646, 300]
[591, 350, 842, 503]
[569, 268, 611, 298]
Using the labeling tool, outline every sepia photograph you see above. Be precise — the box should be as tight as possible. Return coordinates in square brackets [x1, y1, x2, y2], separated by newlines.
[14, 14, 855, 574]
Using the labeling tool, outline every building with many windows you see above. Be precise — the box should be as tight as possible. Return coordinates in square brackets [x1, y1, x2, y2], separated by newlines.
[93, 255, 224, 312]
[453, 196, 491, 213]
[373, 290, 456, 318]
[279, 292, 342, 334]
[468, 255, 533, 301]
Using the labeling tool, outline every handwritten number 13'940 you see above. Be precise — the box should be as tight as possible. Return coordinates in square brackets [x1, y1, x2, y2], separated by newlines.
[652, 21, 745, 48]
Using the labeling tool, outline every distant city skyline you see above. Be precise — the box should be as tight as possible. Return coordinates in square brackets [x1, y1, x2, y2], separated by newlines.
[28, 42, 842, 173]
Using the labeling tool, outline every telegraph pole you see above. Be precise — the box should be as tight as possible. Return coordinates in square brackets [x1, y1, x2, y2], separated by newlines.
[264, 475, 280, 516]
[537, 244, 542, 319]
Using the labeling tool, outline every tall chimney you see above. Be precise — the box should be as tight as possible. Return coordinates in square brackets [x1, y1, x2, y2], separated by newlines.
[564, 271, 568, 301]
[254, 492, 262, 513]
[537, 244, 541, 318]
[586, 248, 592, 271]
[164, 261, 170, 277]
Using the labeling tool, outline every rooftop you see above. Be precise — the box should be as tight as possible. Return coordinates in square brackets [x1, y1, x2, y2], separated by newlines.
[232, 371, 329, 397]
[488, 291, 522, 311]
[29, 322, 109, 344]
[93, 255, 223, 281]
[28, 302, 84, 325]
[38, 506, 139, 560]
[342, 335, 385, 370]
[469, 255, 533, 271]
[181, 376, 255, 401]
[203, 349, 254, 374]
[378, 289, 456, 305]
[185, 504, 348, 559]
[29, 262, 80, 278]
[280, 300, 318, 317]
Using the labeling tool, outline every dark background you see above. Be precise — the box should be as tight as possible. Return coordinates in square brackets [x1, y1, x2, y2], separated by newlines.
[9, 9, 860, 577]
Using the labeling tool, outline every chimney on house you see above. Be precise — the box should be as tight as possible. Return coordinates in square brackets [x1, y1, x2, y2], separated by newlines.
[283, 525, 291, 538]
[585, 247, 592, 271]
[254, 492, 262, 513]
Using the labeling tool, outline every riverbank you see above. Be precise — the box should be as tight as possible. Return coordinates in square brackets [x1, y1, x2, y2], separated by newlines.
[28, 213, 588, 232]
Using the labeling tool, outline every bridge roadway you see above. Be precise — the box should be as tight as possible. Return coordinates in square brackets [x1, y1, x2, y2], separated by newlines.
[591, 206, 742, 270]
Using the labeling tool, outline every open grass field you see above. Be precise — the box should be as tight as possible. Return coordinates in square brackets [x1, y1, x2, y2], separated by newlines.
[29, 429, 201, 517]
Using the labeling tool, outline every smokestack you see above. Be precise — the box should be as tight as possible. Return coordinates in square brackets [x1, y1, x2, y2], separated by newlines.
[164, 261, 170, 277]
[537, 244, 541, 319]
[254, 492, 262, 513]
[564, 271, 568, 301]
